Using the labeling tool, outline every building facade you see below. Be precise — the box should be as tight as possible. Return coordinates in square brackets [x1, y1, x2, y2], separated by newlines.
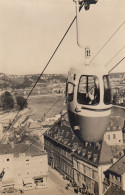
[104, 116, 125, 145]
[104, 155, 125, 194]
[0, 143, 48, 192]
[44, 118, 75, 182]
[44, 114, 114, 195]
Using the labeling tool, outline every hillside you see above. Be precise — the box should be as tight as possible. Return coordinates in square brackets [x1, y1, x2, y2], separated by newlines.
[0, 73, 67, 89]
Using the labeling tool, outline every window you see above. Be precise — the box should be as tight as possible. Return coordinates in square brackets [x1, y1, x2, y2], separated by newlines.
[77, 162, 80, 170]
[107, 135, 110, 140]
[83, 165, 86, 174]
[67, 83, 74, 102]
[113, 134, 116, 139]
[78, 75, 100, 105]
[77, 173, 80, 182]
[92, 170, 95, 179]
[103, 75, 111, 104]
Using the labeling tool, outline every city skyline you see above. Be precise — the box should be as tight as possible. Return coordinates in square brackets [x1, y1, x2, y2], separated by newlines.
[0, 0, 125, 75]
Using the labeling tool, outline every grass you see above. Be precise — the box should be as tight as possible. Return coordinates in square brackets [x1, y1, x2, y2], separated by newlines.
[28, 94, 66, 120]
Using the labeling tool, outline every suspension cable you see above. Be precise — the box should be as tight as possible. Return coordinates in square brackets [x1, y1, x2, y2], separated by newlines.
[90, 20, 125, 63]
[22, 107, 66, 154]
[11, 105, 66, 160]
[105, 45, 125, 67]
[13, 94, 65, 143]
[0, 15, 77, 144]
[108, 57, 125, 73]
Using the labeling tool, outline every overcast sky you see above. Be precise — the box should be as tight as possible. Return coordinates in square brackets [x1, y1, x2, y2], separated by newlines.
[0, 0, 124, 75]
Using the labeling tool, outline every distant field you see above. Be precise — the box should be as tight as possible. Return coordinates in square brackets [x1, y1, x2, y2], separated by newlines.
[28, 94, 66, 120]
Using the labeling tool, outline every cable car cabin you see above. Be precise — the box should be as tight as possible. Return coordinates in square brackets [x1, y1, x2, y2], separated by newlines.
[66, 64, 112, 142]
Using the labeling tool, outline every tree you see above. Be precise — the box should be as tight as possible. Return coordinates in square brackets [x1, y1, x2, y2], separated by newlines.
[16, 96, 28, 109]
[0, 91, 14, 110]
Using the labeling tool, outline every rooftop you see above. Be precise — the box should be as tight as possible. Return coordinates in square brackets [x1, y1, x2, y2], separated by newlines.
[108, 155, 125, 175]
[104, 185, 125, 195]
[106, 116, 124, 131]
[0, 141, 45, 157]
[44, 113, 113, 166]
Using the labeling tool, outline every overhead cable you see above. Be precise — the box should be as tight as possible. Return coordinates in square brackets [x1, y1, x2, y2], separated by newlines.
[108, 57, 125, 73]
[90, 20, 125, 63]
[13, 94, 65, 143]
[0, 14, 78, 144]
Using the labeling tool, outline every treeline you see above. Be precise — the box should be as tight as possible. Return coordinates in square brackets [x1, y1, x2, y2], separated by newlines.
[0, 74, 67, 90]
[0, 91, 28, 110]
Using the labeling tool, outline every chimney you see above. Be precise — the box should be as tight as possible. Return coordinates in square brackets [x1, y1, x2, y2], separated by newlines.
[111, 158, 117, 164]
[63, 139, 68, 145]
[93, 153, 98, 162]
[77, 147, 82, 154]
[66, 132, 69, 138]
[25, 140, 30, 145]
[11, 142, 14, 149]
[58, 135, 63, 141]
[72, 143, 78, 150]
[87, 151, 92, 159]
[54, 134, 58, 140]
[61, 130, 64, 134]
[106, 126, 110, 132]
[82, 148, 86, 157]
[72, 134, 75, 140]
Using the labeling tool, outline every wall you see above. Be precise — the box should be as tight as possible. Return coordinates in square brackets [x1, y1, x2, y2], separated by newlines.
[0, 152, 48, 190]
[104, 130, 123, 145]
[73, 158, 99, 194]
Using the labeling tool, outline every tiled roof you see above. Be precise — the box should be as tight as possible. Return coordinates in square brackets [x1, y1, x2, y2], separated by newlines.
[44, 113, 113, 166]
[99, 141, 113, 165]
[0, 144, 13, 155]
[11, 115, 22, 127]
[107, 116, 124, 131]
[104, 185, 125, 195]
[0, 142, 45, 157]
[21, 116, 29, 124]
[108, 155, 125, 175]
[28, 121, 41, 129]
[17, 126, 26, 135]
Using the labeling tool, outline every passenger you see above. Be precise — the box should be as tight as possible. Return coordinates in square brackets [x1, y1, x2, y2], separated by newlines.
[87, 87, 97, 105]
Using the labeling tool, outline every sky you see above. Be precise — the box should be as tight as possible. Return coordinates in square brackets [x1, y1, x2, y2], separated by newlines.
[0, 0, 124, 75]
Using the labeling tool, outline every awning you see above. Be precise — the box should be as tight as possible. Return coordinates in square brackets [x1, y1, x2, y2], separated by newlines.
[23, 178, 33, 184]
[33, 174, 48, 180]
[2, 178, 15, 186]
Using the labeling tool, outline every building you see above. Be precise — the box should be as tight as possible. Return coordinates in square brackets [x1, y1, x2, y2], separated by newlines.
[44, 113, 114, 195]
[0, 123, 3, 140]
[104, 155, 125, 194]
[104, 116, 125, 145]
[0, 142, 48, 192]
[104, 185, 125, 195]
[73, 141, 113, 195]
[44, 116, 75, 183]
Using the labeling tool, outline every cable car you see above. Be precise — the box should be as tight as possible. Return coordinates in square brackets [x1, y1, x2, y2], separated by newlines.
[66, 0, 112, 142]
[66, 64, 112, 142]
